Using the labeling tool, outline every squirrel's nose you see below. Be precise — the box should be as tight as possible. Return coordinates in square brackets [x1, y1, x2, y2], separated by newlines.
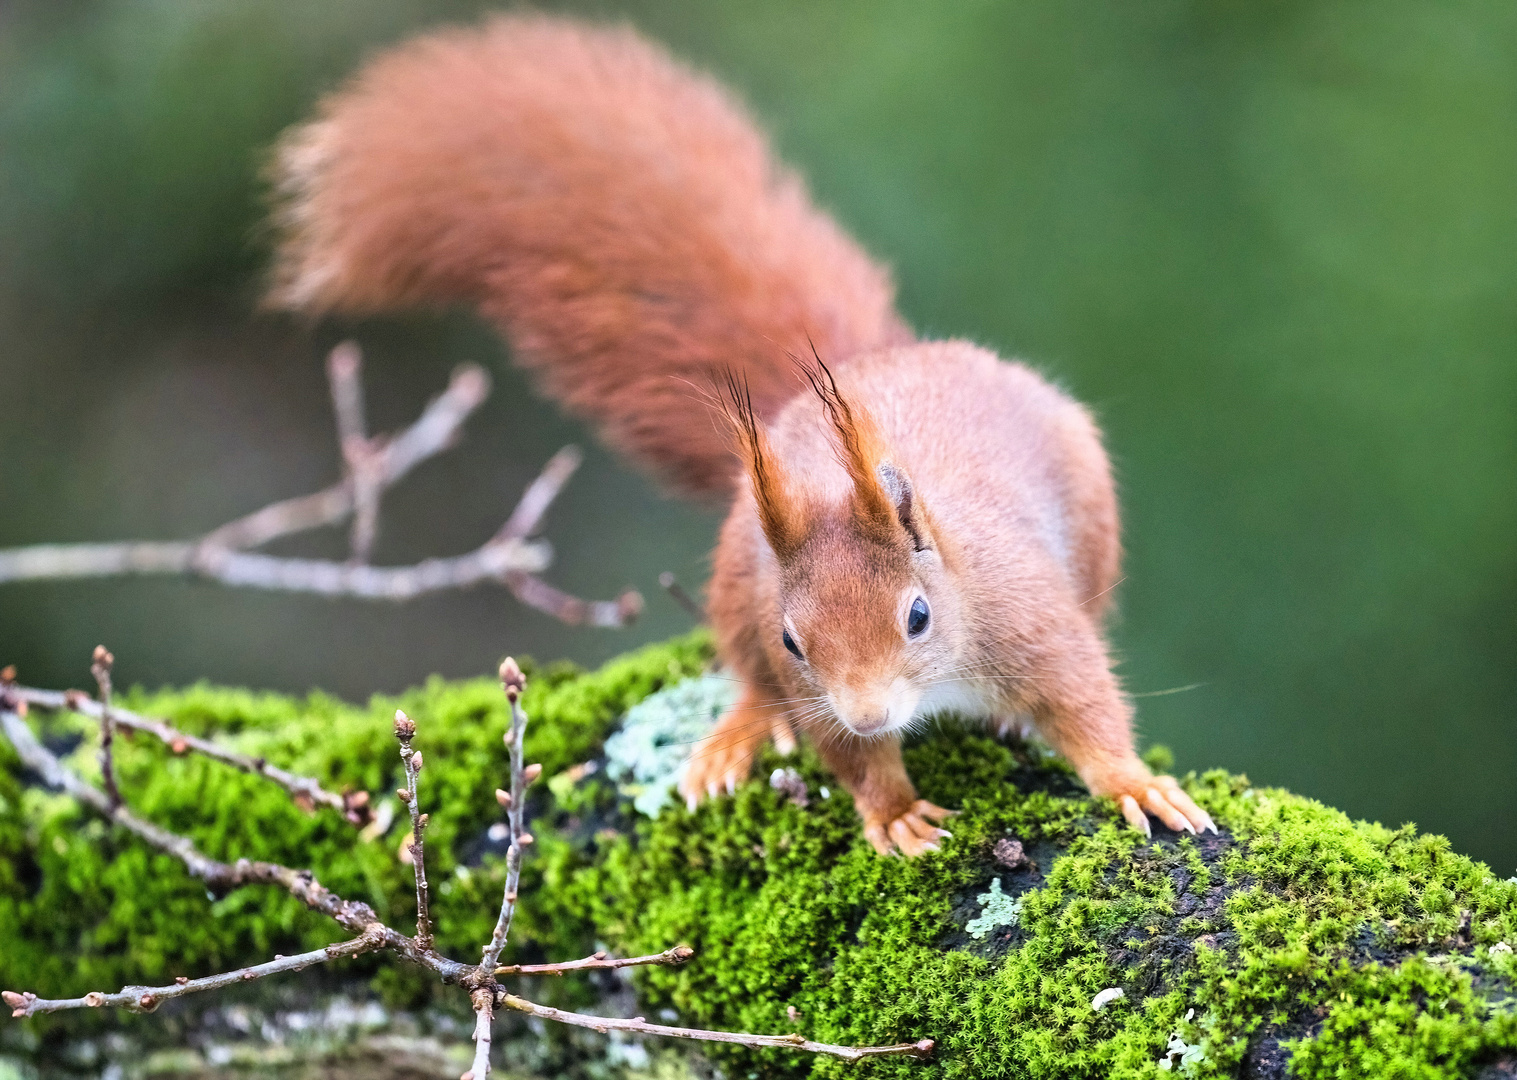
[828, 691, 887, 735]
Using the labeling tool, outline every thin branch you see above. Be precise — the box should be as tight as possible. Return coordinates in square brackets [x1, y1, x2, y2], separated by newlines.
[0, 539, 547, 598]
[198, 360, 489, 552]
[0, 658, 935, 1069]
[0, 348, 636, 622]
[479, 659, 531, 975]
[495, 945, 693, 978]
[496, 445, 583, 541]
[503, 572, 642, 628]
[464, 988, 495, 1080]
[4, 936, 379, 1018]
[394, 710, 433, 951]
[495, 995, 936, 1063]
[0, 704, 362, 928]
[658, 572, 705, 622]
[90, 646, 122, 811]
[326, 342, 382, 563]
[495, 445, 642, 628]
[193, 540, 550, 598]
[10, 685, 360, 821]
[0, 695, 466, 981]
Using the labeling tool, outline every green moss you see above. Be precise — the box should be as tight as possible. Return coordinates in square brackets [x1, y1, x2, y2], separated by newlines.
[3, 634, 1515, 1078]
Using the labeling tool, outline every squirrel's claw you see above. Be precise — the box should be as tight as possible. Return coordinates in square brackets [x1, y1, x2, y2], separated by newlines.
[866, 800, 954, 857]
[1112, 774, 1214, 836]
[770, 715, 798, 756]
[1118, 794, 1151, 838]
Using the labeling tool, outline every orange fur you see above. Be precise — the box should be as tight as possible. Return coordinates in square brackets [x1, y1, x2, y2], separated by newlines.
[267, 15, 909, 497]
[266, 14, 1215, 853]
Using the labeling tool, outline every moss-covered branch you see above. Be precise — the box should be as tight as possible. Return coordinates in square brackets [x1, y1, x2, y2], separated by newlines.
[1, 633, 1515, 1078]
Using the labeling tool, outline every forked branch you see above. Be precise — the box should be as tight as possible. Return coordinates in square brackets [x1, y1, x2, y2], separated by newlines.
[7, 682, 364, 822]
[0, 650, 933, 1073]
[0, 343, 640, 625]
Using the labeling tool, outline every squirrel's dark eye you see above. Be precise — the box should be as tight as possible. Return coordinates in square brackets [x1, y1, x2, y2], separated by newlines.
[907, 597, 930, 637]
[782, 628, 804, 660]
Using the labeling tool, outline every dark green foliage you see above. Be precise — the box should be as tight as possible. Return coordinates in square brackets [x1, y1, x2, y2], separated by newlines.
[3, 635, 1515, 1077]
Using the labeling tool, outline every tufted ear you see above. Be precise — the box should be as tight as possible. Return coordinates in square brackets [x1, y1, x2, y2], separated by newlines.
[800, 356, 928, 549]
[721, 371, 808, 560]
[876, 461, 931, 551]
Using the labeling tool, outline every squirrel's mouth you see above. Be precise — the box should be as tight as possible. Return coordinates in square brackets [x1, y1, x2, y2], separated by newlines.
[829, 680, 920, 737]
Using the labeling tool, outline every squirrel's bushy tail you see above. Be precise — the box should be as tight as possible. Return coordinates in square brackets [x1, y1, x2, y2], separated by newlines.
[267, 15, 910, 497]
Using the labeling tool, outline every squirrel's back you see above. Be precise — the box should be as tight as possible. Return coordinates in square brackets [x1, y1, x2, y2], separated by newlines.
[268, 15, 911, 496]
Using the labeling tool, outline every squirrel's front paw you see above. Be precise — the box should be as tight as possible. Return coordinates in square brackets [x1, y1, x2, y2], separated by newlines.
[678, 731, 758, 811]
[1087, 765, 1215, 837]
[862, 800, 955, 857]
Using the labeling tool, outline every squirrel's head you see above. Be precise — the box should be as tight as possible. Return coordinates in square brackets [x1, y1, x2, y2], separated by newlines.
[725, 362, 965, 738]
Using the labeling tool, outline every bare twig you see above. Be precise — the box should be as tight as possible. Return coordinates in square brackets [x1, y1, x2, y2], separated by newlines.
[0, 655, 933, 1069]
[90, 646, 121, 811]
[5, 936, 380, 1018]
[326, 342, 382, 563]
[478, 658, 531, 975]
[496, 445, 583, 541]
[495, 445, 642, 628]
[658, 572, 705, 622]
[189, 540, 550, 599]
[0, 695, 463, 981]
[495, 945, 693, 978]
[199, 358, 488, 552]
[0, 344, 639, 623]
[0, 531, 547, 597]
[394, 710, 433, 951]
[495, 996, 936, 1062]
[503, 572, 643, 628]
[464, 988, 495, 1080]
[9, 685, 360, 821]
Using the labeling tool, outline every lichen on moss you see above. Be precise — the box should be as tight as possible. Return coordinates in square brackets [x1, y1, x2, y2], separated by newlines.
[2, 634, 1515, 1078]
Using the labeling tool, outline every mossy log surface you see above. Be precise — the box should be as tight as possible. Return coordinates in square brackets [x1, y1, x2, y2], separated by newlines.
[2, 633, 1515, 1079]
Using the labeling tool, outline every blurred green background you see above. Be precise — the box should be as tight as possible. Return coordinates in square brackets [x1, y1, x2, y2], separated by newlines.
[0, 1, 1511, 870]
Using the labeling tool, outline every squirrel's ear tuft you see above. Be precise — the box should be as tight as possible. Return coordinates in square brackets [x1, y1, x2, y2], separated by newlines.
[720, 371, 808, 560]
[877, 462, 931, 551]
[799, 355, 907, 546]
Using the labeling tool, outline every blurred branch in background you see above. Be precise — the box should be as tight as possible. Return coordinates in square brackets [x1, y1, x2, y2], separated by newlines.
[0, 343, 642, 627]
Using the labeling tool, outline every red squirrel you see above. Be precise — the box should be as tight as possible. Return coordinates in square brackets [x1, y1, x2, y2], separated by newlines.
[266, 14, 1215, 854]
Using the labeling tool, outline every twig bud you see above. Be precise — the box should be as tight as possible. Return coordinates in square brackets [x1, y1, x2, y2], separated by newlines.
[1, 991, 23, 1008]
[411, 751, 424, 773]
[170, 739, 188, 755]
[519, 832, 535, 846]
[91, 645, 113, 670]
[175, 977, 188, 985]
[499, 657, 526, 699]
[495, 788, 511, 808]
[84, 992, 104, 1007]
[393, 710, 416, 739]
[419, 813, 430, 828]
[397, 788, 412, 803]
[522, 763, 543, 784]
